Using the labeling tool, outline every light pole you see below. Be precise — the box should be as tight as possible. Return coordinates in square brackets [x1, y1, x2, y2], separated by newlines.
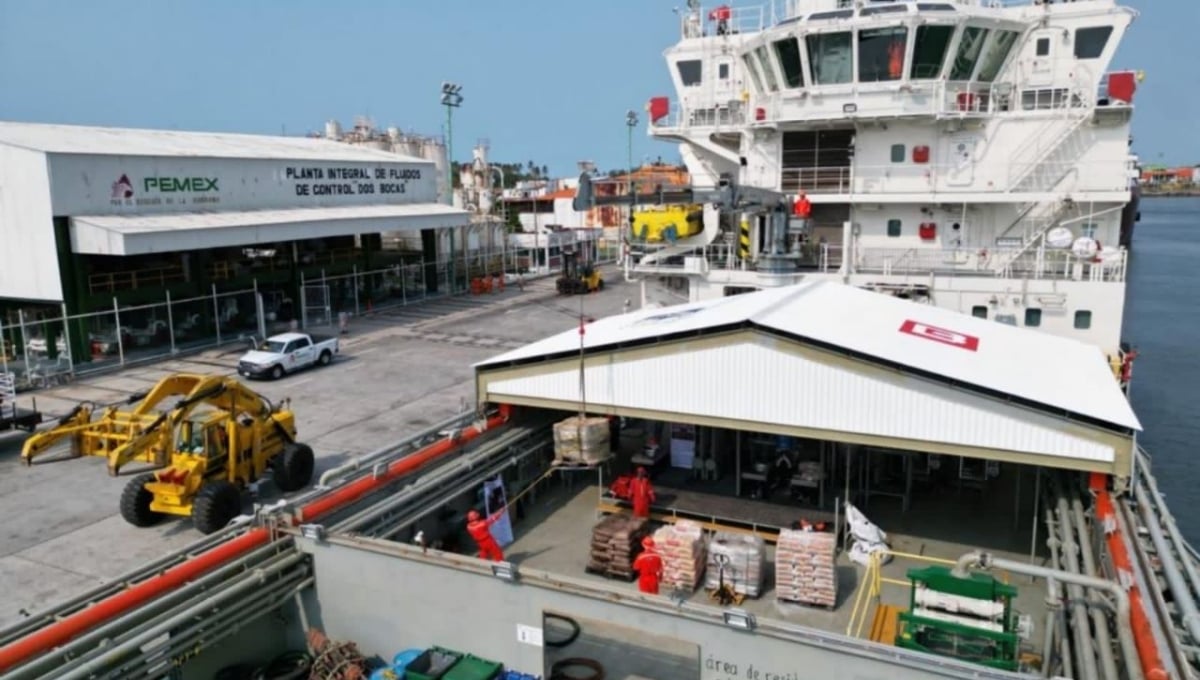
[441, 82, 463, 289]
[625, 110, 638, 242]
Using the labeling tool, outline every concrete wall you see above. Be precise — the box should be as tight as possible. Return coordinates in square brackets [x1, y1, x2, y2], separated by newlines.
[46, 153, 437, 216]
[299, 538, 1023, 680]
[0, 145, 60, 301]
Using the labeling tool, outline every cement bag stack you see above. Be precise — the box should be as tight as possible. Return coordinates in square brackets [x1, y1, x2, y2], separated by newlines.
[653, 520, 707, 591]
[704, 532, 766, 598]
[553, 416, 612, 465]
[775, 528, 837, 607]
[587, 515, 649, 579]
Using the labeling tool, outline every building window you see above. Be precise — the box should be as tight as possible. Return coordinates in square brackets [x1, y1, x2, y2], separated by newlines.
[1074, 310, 1092, 329]
[718, 63, 730, 80]
[1074, 27, 1113, 60]
[890, 144, 906, 163]
[1024, 308, 1042, 327]
[773, 37, 805, 88]
[911, 25, 955, 79]
[972, 305, 988, 319]
[1036, 37, 1050, 57]
[807, 32, 853, 85]
[949, 26, 990, 80]
[976, 30, 1019, 82]
[887, 219, 902, 237]
[859, 26, 908, 82]
[742, 54, 765, 93]
[676, 59, 702, 86]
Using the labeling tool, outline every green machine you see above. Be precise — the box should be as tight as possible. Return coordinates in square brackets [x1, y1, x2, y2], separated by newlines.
[895, 565, 1022, 671]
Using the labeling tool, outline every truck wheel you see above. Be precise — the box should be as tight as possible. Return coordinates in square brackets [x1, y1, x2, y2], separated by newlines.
[120, 473, 165, 527]
[271, 365, 284, 380]
[318, 350, 332, 367]
[272, 443, 315, 492]
[192, 480, 242, 534]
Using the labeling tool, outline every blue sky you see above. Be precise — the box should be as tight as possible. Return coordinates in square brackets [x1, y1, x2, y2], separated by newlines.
[0, 0, 1193, 174]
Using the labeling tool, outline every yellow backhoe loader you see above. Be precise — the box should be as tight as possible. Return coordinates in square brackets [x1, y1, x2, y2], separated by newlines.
[22, 373, 313, 534]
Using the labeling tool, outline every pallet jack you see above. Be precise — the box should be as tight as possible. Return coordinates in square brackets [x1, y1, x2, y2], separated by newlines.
[707, 553, 745, 606]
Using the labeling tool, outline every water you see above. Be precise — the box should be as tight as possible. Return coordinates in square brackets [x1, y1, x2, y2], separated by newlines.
[1123, 197, 1200, 544]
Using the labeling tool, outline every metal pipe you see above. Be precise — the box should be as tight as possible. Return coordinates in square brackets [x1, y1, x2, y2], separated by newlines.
[1072, 496, 1121, 680]
[1133, 482, 1200, 643]
[1040, 608, 1057, 678]
[8, 545, 298, 680]
[316, 410, 475, 487]
[952, 550, 1145, 680]
[1137, 454, 1200, 605]
[1044, 508, 1073, 680]
[1055, 497, 1099, 680]
[54, 564, 302, 680]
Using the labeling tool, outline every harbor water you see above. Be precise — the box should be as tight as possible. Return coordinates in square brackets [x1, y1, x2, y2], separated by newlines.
[1124, 196, 1200, 544]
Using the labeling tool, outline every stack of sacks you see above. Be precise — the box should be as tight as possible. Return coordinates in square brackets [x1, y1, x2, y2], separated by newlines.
[553, 416, 612, 465]
[587, 515, 649, 578]
[704, 532, 766, 598]
[794, 461, 825, 484]
[653, 520, 707, 591]
[776, 528, 837, 607]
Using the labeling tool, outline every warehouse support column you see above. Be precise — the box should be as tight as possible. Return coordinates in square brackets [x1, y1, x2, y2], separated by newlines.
[421, 229, 439, 294]
[52, 218, 91, 364]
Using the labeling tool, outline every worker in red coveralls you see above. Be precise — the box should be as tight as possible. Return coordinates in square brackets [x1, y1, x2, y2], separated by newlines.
[633, 536, 664, 595]
[630, 466, 656, 519]
[466, 508, 506, 561]
[791, 192, 813, 256]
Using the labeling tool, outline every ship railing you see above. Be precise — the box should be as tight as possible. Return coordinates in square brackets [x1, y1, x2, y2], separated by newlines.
[629, 241, 844, 275]
[649, 101, 747, 131]
[679, 4, 766, 38]
[779, 158, 1131, 195]
[852, 244, 1126, 282]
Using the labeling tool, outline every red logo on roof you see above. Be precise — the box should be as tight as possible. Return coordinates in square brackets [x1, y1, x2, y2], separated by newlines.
[899, 320, 979, 352]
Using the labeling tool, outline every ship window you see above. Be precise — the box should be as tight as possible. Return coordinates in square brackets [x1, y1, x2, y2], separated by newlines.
[676, 59, 702, 87]
[742, 54, 766, 93]
[861, 4, 906, 16]
[1074, 310, 1092, 329]
[972, 305, 988, 319]
[949, 26, 990, 80]
[1082, 222, 1097, 238]
[773, 37, 805, 88]
[911, 25, 954, 79]
[755, 46, 780, 91]
[1075, 26, 1113, 59]
[808, 9, 854, 21]
[807, 32, 853, 85]
[916, 2, 956, 10]
[890, 144, 905, 162]
[1024, 308, 1042, 327]
[1036, 38, 1050, 57]
[887, 219, 902, 237]
[719, 63, 730, 80]
[976, 30, 1019, 82]
[859, 26, 908, 82]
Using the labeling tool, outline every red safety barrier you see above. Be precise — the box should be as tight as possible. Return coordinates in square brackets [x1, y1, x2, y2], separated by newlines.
[1090, 473, 1169, 680]
[0, 410, 510, 673]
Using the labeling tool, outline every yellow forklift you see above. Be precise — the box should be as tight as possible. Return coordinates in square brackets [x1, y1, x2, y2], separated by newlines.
[22, 373, 313, 534]
[555, 246, 604, 295]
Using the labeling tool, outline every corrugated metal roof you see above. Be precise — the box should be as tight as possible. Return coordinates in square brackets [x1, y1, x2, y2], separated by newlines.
[70, 203, 468, 255]
[477, 281, 1140, 431]
[0, 121, 423, 163]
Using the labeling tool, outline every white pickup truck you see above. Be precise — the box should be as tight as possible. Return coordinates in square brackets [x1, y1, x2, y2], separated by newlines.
[237, 332, 339, 380]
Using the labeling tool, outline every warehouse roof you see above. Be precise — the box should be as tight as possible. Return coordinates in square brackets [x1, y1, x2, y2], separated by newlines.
[0, 121, 424, 163]
[70, 203, 468, 256]
[477, 281, 1140, 432]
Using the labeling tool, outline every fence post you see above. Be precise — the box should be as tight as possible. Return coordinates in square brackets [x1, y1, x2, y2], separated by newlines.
[166, 290, 177, 355]
[352, 265, 360, 317]
[420, 259, 426, 300]
[17, 309, 29, 383]
[300, 271, 308, 330]
[400, 264, 407, 306]
[255, 292, 267, 341]
[60, 303, 74, 375]
[1, 319, 8, 376]
[211, 284, 221, 346]
[113, 297, 125, 366]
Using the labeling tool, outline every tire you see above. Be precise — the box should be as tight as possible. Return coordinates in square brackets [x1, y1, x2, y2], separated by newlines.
[317, 350, 332, 367]
[272, 443, 315, 492]
[192, 480, 242, 534]
[119, 473, 164, 527]
[271, 365, 284, 380]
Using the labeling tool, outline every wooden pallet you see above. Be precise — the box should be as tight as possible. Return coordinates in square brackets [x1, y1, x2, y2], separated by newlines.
[584, 565, 637, 582]
[869, 603, 904, 645]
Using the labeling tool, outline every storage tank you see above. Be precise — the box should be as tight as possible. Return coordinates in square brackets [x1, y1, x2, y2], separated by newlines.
[420, 138, 450, 203]
[324, 120, 342, 140]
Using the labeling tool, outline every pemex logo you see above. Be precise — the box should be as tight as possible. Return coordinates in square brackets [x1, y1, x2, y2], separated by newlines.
[111, 174, 134, 199]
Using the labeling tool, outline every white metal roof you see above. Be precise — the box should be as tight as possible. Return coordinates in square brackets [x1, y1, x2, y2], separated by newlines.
[0, 121, 423, 163]
[477, 281, 1140, 431]
[70, 203, 469, 256]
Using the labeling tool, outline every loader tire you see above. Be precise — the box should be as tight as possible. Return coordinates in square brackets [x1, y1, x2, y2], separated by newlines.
[273, 443, 315, 492]
[120, 473, 164, 528]
[192, 481, 242, 535]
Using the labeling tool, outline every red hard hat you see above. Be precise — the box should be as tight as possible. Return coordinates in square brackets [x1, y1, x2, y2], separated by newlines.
[637, 466, 648, 476]
[642, 536, 655, 550]
[467, 510, 481, 522]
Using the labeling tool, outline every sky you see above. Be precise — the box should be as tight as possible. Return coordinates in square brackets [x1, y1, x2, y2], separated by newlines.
[0, 0, 1195, 175]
